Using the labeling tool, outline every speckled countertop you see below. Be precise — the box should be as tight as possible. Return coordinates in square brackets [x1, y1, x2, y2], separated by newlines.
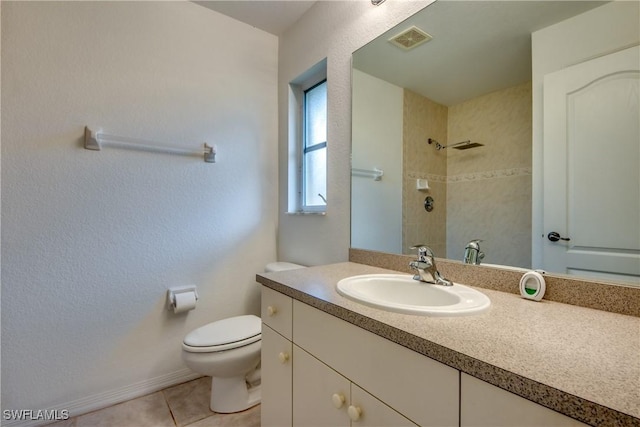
[257, 262, 640, 427]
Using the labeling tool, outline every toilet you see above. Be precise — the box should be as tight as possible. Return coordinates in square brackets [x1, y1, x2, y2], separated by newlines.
[181, 262, 305, 413]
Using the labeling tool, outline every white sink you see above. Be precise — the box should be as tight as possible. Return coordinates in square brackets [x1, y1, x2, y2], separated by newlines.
[336, 274, 490, 317]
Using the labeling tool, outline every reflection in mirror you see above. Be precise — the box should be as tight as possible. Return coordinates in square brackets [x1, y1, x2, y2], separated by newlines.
[351, 1, 640, 285]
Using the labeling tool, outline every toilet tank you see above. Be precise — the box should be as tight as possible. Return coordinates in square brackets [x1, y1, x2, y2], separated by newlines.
[265, 262, 305, 273]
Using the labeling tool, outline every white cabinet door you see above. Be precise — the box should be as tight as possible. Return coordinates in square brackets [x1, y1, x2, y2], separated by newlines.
[542, 45, 640, 284]
[460, 374, 589, 427]
[292, 344, 418, 427]
[293, 300, 459, 427]
[261, 324, 293, 427]
[293, 345, 350, 427]
[350, 383, 418, 427]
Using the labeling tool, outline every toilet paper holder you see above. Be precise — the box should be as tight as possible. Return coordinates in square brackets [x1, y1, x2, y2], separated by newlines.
[166, 286, 199, 311]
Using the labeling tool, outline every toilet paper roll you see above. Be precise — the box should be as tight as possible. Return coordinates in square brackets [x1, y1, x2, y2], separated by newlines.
[173, 291, 197, 314]
[519, 271, 546, 301]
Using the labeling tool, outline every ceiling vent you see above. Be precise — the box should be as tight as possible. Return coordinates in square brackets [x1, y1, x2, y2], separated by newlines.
[388, 26, 432, 51]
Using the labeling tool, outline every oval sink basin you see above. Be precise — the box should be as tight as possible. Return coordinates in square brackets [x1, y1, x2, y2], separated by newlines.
[336, 274, 490, 317]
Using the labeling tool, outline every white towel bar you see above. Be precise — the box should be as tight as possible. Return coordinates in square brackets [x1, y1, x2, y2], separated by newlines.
[351, 167, 384, 181]
[84, 126, 216, 163]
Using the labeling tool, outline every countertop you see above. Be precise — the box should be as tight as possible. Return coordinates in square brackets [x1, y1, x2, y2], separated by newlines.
[256, 262, 640, 427]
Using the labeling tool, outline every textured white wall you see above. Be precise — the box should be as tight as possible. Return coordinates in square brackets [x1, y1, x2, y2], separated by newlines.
[351, 69, 403, 253]
[277, 0, 432, 266]
[1, 1, 277, 416]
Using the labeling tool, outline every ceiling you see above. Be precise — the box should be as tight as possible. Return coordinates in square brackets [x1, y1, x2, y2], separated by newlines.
[353, 1, 606, 106]
[193, 1, 608, 105]
[194, 1, 317, 36]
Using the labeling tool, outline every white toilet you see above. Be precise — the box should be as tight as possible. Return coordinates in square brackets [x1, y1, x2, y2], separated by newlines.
[181, 262, 305, 413]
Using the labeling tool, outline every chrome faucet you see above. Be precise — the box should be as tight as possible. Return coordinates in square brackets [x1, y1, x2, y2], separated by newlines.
[463, 239, 485, 265]
[409, 245, 453, 286]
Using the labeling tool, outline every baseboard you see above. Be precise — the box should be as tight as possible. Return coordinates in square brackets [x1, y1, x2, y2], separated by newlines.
[2, 369, 202, 427]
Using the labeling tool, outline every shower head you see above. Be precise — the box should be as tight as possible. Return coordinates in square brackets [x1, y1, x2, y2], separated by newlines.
[453, 141, 484, 150]
[428, 138, 483, 150]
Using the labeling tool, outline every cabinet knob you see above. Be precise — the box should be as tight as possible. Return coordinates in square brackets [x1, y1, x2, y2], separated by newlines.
[278, 352, 289, 364]
[347, 405, 362, 421]
[267, 306, 277, 316]
[331, 393, 346, 409]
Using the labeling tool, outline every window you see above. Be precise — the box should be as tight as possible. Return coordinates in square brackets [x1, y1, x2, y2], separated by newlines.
[302, 80, 327, 211]
[287, 59, 327, 214]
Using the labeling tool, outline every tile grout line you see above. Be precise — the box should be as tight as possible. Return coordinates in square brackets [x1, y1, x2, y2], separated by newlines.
[161, 388, 180, 427]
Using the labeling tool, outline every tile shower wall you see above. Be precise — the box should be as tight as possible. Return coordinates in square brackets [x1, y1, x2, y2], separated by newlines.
[447, 82, 532, 267]
[402, 89, 448, 255]
[401, 82, 532, 266]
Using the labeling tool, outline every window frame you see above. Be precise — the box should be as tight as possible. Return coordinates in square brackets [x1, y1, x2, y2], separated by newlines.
[300, 79, 328, 213]
[287, 59, 328, 215]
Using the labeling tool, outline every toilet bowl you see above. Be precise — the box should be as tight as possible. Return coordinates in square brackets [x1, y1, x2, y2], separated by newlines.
[182, 262, 305, 413]
[182, 315, 262, 413]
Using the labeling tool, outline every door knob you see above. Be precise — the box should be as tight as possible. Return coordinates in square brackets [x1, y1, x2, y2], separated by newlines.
[548, 231, 570, 242]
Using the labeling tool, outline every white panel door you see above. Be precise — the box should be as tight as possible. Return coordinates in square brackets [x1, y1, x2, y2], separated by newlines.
[543, 45, 640, 284]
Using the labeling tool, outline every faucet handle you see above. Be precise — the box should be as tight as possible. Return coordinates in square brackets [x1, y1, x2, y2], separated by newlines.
[465, 239, 483, 248]
[464, 239, 485, 265]
[410, 244, 434, 257]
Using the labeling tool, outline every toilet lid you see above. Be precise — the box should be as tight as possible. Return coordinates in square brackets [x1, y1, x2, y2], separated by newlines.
[183, 315, 261, 350]
[265, 262, 305, 272]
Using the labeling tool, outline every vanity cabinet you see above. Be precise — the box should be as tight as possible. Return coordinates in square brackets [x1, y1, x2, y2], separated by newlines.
[261, 286, 293, 339]
[261, 287, 293, 426]
[460, 374, 589, 427]
[261, 285, 457, 427]
[292, 344, 350, 426]
[293, 300, 458, 426]
[261, 285, 590, 427]
[293, 344, 416, 426]
[261, 324, 292, 426]
[350, 382, 417, 427]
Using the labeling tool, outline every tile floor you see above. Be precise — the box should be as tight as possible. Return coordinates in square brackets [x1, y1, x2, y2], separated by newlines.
[45, 377, 260, 427]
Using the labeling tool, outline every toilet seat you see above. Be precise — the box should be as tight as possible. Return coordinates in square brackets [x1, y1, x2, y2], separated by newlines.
[183, 315, 261, 353]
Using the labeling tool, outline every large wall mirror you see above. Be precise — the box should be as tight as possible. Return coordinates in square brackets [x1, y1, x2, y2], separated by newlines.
[351, 0, 640, 286]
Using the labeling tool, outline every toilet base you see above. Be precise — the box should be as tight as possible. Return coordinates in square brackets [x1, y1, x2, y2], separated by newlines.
[210, 375, 261, 413]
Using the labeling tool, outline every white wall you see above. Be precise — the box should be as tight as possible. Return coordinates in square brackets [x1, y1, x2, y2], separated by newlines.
[1, 1, 277, 418]
[277, 0, 432, 266]
[351, 69, 403, 253]
[531, 1, 640, 268]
